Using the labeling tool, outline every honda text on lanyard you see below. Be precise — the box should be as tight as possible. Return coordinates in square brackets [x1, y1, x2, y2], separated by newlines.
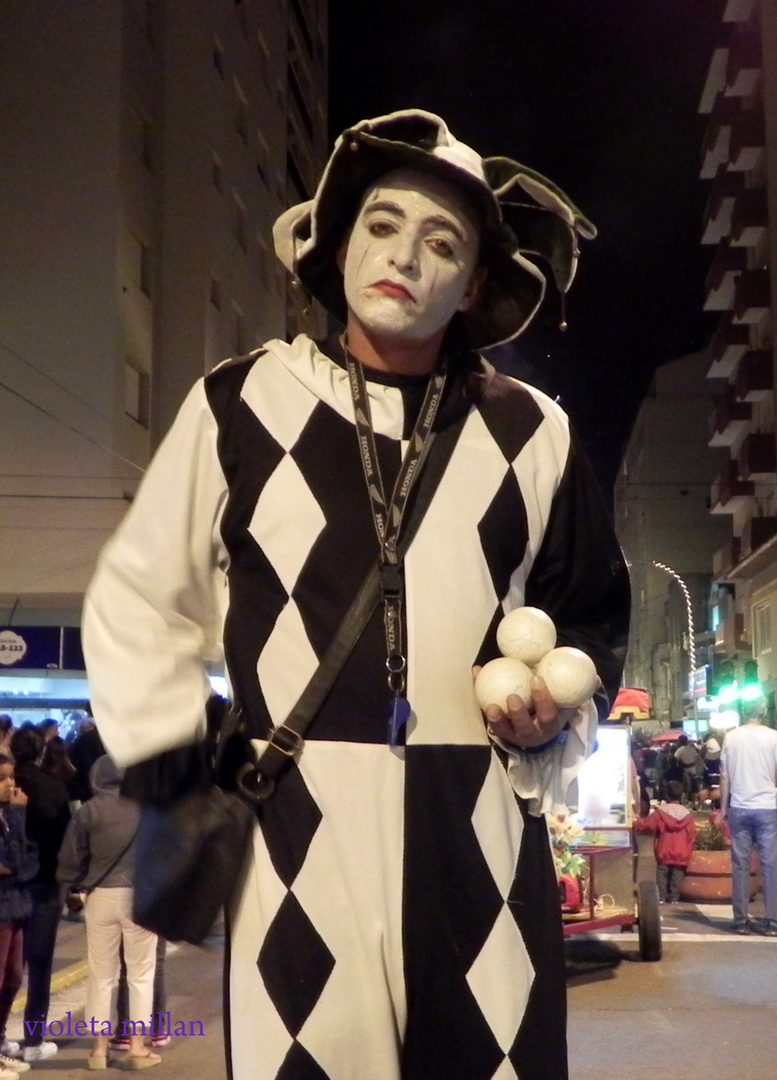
[344, 341, 447, 745]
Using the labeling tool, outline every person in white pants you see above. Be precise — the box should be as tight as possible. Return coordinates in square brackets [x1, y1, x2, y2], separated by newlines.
[57, 756, 160, 1070]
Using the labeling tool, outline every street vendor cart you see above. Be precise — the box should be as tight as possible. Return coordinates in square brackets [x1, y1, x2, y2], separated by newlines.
[558, 723, 662, 961]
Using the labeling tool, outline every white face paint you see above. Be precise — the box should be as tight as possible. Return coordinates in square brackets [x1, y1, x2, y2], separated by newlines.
[339, 167, 482, 344]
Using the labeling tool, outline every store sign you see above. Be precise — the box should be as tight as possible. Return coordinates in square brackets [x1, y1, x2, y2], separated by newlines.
[0, 631, 28, 666]
[0, 627, 83, 670]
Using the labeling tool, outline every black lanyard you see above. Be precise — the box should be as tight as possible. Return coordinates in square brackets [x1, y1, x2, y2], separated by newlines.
[344, 344, 447, 742]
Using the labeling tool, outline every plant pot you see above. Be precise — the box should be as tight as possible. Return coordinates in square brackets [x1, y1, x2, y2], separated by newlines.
[679, 849, 760, 903]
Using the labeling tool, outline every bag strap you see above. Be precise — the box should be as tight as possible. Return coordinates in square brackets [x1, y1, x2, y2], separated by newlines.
[84, 829, 138, 893]
[237, 405, 469, 801]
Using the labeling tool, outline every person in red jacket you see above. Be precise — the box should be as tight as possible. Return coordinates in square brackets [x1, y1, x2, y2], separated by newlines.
[635, 780, 696, 902]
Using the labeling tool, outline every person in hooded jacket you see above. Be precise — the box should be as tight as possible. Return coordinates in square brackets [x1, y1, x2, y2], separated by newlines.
[635, 780, 696, 902]
[57, 756, 159, 1070]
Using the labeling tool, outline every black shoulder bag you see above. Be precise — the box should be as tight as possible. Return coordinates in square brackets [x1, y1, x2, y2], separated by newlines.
[129, 369, 467, 945]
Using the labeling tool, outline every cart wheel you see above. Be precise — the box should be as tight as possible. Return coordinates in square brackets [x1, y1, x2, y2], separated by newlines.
[637, 880, 662, 961]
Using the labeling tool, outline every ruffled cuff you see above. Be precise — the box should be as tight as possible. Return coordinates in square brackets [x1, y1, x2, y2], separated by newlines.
[490, 699, 598, 817]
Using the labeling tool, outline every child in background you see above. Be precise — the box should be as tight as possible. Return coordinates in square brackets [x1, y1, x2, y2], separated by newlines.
[635, 779, 696, 903]
[0, 753, 39, 1077]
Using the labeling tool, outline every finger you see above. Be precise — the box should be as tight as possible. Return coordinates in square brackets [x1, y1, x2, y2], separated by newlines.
[530, 676, 558, 724]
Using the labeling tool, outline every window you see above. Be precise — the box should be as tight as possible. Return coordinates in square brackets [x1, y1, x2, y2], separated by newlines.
[139, 241, 153, 297]
[124, 360, 150, 427]
[754, 601, 772, 655]
[128, 106, 153, 172]
[232, 194, 247, 253]
[129, 235, 153, 297]
[212, 154, 224, 195]
[234, 83, 248, 145]
[232, 305, 247, 355]
[213, 38, 225, 79]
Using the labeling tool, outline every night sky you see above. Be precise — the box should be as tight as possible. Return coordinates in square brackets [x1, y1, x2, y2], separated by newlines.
[329, 0, 726, 490]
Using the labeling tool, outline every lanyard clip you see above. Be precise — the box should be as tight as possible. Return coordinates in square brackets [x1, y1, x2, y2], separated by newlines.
[380, 560, 403, 597]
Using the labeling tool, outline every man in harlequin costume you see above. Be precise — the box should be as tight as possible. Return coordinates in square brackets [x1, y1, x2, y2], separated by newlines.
[83, 111, 630, 1080]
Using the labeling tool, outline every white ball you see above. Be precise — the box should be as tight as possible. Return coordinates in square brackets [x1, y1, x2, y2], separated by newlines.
[475, 657, 534, 713]
[535, 647, 598, 709]
[496, 606, 557, 665]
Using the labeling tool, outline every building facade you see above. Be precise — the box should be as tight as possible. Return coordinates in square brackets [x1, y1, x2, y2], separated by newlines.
[0, 0, 328, 717]
[615, 351, 730, 724]
[699, 0, 777, 701]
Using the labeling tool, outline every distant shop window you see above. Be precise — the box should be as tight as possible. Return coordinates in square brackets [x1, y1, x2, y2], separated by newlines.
[124, 361, 150, 427]
[754, 601, 772, 656]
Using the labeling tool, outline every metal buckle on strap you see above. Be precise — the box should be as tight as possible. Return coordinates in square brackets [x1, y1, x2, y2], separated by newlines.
[268, 723, 304, 758]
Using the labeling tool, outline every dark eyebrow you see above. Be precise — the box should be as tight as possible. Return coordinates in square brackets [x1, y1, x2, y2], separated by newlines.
[363, 201, 466, 243]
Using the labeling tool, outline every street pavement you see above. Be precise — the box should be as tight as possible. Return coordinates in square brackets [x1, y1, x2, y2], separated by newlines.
[5, 837, 776, 1080]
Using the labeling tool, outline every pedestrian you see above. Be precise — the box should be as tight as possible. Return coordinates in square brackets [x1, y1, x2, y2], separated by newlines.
[635, 779, 696, 902]
[82, 110, 630, 1080]
[8, 726, 71, 1065]
[673, 734, 702, 801]
[0, 721, 12, 759]
[0, 753, 38, 1078]
[57, 756, 160, 1069]
[719, 700, 777, 935]
[110, 938, 169, 1054]
[701, 735, 722, 787]
[67, 715, 105, 805]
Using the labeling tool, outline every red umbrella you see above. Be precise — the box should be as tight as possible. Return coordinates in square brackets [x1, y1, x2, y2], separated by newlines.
[648, 730, 683, 744]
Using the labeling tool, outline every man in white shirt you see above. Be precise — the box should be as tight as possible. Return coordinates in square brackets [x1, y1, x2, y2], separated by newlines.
[720, 701, 777, 935]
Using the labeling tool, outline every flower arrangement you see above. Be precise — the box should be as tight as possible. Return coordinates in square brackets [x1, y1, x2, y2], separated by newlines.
[548, 815, 586, 876]
[693, 820, 728, 851]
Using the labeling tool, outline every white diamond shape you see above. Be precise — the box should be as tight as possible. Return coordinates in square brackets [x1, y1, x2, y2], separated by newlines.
[241, 351, 319, 450]
[466, 903, 534, 1054]
[488, 1057, 520, 1080]
[249, 454, 326, 595]
[471, 752, 524, 898]
[257, 598, 320, 727]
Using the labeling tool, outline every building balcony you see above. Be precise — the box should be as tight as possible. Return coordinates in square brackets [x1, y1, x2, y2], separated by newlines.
[710, 460, 755, 512]
[715, 611, 747, 654]
[741, 515, 777, 559]
[700, 48, 729, 114]
[730, 187, 768, 247]
[704, 242, 747, 310]
[733, 268, 771, 324]
[737, 431, 777, 482]
[701, 170, 744, 244]
[725, 27, 761, 97]
[701, 97, 741, 179]
[707, 314, 751, 378]
[709, 386, 753, 446]
[734, 350, 773, 402]
[729, 107, 765, 171]
[723, 0, 756, 25]
[713, 536, 741, 579]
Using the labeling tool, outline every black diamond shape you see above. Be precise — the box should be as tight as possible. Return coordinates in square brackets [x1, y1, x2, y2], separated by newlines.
[276, 1041, 332, 1080]
[477, 471, 529, 602]
[257, 891, 335, 1037]
[259, 766, 323, 888]
[478, 373, 544, 462]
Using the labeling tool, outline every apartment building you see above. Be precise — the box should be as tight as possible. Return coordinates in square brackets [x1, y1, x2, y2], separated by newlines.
[0, 0, 328, 717]
[615, 352, 729, 723]
[700, 0, 777, 697]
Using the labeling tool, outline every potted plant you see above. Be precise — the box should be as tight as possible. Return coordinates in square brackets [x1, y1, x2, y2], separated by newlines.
[679, 819, 760, 902]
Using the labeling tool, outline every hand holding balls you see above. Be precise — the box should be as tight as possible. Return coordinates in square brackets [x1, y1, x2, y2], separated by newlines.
[476, 607, 597, 712]
[474, 657, 534, 714]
